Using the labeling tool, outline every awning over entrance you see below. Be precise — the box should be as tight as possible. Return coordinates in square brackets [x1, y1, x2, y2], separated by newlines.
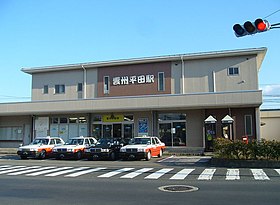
[204, 115, 217, 124]
[221, 115, 234, 123]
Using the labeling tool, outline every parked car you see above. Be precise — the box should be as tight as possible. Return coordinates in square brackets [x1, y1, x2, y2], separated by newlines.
[17, 136, 65, 159]
[84, 138, 125, 160]
[120, 136, 165, 161]
[52, 136, 97, 160]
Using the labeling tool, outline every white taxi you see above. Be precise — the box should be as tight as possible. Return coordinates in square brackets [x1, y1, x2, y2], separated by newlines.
[17, 136, 65, 159]
[120, 136, 165, 161]
[52, 136, 97, 160]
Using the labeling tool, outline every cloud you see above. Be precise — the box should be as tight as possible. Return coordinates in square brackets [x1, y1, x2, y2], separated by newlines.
[261, 84, 280, 96]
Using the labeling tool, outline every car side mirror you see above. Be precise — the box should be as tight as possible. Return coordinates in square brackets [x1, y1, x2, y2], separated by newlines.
[19, 144, 23, 147]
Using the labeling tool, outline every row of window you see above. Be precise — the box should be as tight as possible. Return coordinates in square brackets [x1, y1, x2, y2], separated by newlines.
[43, 83, 83, 94]
[42, 67, 239, 94]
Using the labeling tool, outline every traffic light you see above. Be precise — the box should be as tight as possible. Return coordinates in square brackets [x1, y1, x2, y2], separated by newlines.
[233, 18, 270, 37]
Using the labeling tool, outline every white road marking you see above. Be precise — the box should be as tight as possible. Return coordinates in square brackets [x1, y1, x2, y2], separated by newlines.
[0, 166, 40, 175]
[45, 167, 90, 177]
[26, 167, 73, 176]
[251, 169, 270, 180]
[274, 169, 280, 175]
[157, 155, 175, 163]
[8, 167, 56, 176]
[226, 169, 240, 180]
[0, 165, 12, 168]
[198, 169, 216, 180]
[120, 168, 154, 179]
[0, 166, 26, 171]
[98, 168, 135, 178]
[145, 168, 174, 179]
[65, 167, 107, 177]
[170, 168, 195, 180]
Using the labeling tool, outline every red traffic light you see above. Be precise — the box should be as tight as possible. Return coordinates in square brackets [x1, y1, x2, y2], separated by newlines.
[233, 18, 270, 37]
[255, 18, 269, 32]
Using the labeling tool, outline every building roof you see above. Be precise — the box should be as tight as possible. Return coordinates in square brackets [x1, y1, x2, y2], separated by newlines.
[21, 47, 267, 74]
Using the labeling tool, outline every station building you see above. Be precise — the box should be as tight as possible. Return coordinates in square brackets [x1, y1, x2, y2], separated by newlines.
[0, 47, 267, 151]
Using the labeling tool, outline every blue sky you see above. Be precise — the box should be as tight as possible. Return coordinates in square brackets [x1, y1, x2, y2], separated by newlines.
[0, 0, 279, 109]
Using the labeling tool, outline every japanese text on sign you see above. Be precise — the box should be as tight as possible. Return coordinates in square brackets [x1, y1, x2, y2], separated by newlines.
[112, 75, 155, 86]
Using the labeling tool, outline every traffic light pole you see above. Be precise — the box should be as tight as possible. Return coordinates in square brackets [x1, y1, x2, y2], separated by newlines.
[271, 23, 280, 29]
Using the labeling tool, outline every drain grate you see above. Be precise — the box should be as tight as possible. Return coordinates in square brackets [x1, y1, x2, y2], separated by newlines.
[158, 185, 199, 193]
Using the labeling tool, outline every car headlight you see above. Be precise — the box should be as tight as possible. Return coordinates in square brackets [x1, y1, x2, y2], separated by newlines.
[84, 149, 90, 153]
[101, 149, 109, 152]
[52, 149, 58, 152]
[30, 148, 38, 152]
[18, 148, 22, 152]
[138, 148, 145, 152]
[67, 149, 74, 152]
[120, 148, 126, 152]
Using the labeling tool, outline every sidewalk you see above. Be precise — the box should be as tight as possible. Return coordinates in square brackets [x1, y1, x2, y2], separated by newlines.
[0, 148, 17, 155]
[158, 155, 212, 166]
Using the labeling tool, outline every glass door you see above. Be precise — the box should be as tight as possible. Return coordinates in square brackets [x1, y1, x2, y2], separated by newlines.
[159, 123, 172, 146]
[123, 124, 133, 144]
[173, 122, 186, 146]
[103, 124, 112, 138]
[113, 124, 122, 139]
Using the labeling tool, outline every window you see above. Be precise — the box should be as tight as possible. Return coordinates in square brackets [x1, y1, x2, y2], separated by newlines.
[69, 117, 78, 123]
[228, 67, 239, 76]
[55, 139, 62, 145]
[85, 139, 90, 145]
[51, 118, 59, 124]
[158, 72, 165, 91]
[54, 84, 65, 94]
[77, 83, 83, 92]
[104, 76, 110, 94]
[43, 85, 48, 94]
[245, 115, 253, 136]
[50, 139, 55, 145]
[60, 117, 68, 123]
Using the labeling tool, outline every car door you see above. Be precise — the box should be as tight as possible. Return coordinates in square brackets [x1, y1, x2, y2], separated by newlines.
[151, 138, 159, 157]
[48, 139, 56, 152]
[154, 137, 162, 155]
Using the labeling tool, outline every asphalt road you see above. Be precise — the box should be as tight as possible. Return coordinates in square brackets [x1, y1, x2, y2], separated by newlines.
[0, 156, 279, 205]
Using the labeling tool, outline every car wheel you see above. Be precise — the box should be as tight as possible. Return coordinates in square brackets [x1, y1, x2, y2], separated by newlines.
[110, 152, 116, 161]
[40, 150, 46, 159]
[158, 149, 163, 158]
[20, 155, 27, 160]
[76, 151, 82, 160]
[146, 151, 151, 161]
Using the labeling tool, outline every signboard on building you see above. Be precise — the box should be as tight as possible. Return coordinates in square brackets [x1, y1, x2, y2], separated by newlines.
[102, 114, 124, 123]
[138, 118, 148, 136]
[112, 75, 155, 86]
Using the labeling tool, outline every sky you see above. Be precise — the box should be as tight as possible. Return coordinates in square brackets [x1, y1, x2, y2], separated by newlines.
[0, 0, 279, 109]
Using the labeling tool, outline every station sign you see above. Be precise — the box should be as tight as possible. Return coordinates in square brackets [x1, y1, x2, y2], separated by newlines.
[112, 74, 155, 86]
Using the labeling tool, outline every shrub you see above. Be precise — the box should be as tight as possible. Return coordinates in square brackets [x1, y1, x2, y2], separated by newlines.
[213, 138, 280, 161]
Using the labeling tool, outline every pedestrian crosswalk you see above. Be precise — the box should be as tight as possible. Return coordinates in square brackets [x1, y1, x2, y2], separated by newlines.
[0, 165, 279, 181]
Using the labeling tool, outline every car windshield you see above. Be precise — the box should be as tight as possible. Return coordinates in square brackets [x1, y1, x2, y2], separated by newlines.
[66, 139, 84, 145]
[129, 138, 151, 145]
[97, 138, 114, 145]
[31, 139, 49, 145]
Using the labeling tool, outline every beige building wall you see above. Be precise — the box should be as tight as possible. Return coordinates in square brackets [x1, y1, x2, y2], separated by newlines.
[31, 68, 98, 101]
[186, 109, 204, 147]
[260, 110, 280, 141]
[183, 55, 258, 93]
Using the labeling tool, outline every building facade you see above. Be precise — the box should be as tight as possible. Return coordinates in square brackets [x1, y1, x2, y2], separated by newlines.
[260, 110, 280, 141]
[0, 48, 267, 150]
